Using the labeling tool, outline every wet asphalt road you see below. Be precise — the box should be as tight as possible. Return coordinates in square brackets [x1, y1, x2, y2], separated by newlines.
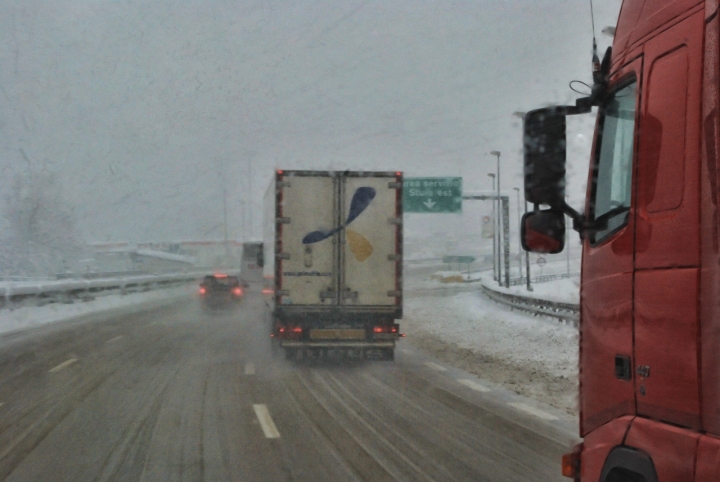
[0, 287, 572, 481]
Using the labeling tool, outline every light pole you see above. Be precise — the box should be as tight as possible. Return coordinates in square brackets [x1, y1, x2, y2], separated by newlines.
[490, 151, 501, 286]
[513, 187, 523, 281]
[522, 195, 533, 291]
[487, 173, 497, 281]
[512, 111, 533, 291]
[223, 184, 230, 259]
[565, 195, 571, 276]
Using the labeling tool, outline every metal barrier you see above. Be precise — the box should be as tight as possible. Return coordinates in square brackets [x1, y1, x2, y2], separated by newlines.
[479, 283, 579, 327]
[508, 272, 580, 286]
[0, 272, 207, 311]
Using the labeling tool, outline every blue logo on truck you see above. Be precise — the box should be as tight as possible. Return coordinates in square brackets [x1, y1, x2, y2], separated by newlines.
[302, 187, 376, 262]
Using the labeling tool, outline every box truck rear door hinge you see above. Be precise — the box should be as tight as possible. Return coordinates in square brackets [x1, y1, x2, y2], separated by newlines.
[387, 290, 402, 297]
[387, 254, 402, 261]
[276, 217, 291, 224]
[277, 253, 290, 259]
[388, 218, 402, 225]
[388, 182, 402, 188]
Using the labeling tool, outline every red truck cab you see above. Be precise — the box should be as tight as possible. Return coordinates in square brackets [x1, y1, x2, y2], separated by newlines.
[522, 1, 720, 480]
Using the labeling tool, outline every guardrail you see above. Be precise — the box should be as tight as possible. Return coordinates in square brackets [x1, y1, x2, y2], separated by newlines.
[508, 271, 580, 286]
[0, 272, 207, 310]
[479, 283, 579, 327]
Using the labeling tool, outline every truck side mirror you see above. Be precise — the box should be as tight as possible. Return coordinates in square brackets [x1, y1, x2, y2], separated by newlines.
[521, 210, 565, 254]
[524, 107, 568, 209]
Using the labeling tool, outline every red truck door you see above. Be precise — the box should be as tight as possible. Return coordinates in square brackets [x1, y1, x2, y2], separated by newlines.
[632, 10, 703, 431]
[580, 57, 642, 435]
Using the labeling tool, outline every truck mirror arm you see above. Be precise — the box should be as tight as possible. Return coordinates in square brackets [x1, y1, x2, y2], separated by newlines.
[552, 201, 608, 240]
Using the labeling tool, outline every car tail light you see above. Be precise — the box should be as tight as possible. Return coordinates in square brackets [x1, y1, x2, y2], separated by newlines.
[561, 443, 583, 479]
[373, 324, 400, 334]
[199, 287, 206, 295]
[232, 287, 242, 296]
[277, 326, 301, 339]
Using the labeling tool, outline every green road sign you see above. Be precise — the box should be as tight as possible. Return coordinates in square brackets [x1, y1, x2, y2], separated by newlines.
[403, 177, 462, 213]
[442, 256, 476, 264]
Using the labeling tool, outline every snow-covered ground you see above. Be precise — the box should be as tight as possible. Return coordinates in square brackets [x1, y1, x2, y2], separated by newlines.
[405, 266, 579, 415]
[0, 286, 193, 337]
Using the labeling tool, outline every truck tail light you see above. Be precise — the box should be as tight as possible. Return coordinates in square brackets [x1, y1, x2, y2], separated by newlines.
[561, 443, 582, 479]
[232, 287, 243, 296]
[199, 287, 206, 295]
[373, 326, 385, 333]
[262, 288, 274, 294]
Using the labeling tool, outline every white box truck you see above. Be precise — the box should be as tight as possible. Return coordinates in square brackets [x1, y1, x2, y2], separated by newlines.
[263, 170, 403, 360]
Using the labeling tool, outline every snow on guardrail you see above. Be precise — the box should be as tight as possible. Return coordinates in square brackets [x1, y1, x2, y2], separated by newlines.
[0, 272, 209, 310]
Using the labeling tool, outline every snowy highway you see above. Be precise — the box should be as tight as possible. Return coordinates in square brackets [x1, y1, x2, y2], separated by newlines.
[0, 281, 575, 481]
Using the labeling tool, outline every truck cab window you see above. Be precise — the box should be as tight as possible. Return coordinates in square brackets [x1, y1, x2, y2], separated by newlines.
[591, 81, 637, 244]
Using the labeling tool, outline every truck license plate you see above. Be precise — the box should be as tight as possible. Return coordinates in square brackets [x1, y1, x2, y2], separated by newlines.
[310, 329, 365, 340]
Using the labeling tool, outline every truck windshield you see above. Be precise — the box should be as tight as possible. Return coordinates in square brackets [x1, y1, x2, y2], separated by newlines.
[592, 81, 637, 243]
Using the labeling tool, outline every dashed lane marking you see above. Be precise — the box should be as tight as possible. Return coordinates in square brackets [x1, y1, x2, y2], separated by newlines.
[253, 404, 280, 439]
[508, 402, 559, 421]
[106, 335, 125, 343]
[458, 379, 492, 393]
[49, 358, 78, 373]
[245, 362, 255, 376]
[424, 361, 447, 372]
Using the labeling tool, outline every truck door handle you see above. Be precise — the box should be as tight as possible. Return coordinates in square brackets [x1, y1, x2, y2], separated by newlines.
[615, 355, 632, 380]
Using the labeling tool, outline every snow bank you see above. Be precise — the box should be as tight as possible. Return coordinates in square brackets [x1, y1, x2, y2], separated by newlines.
[480, 273, 580, 305]
[405, 268, 579, 414]
[0, 286, 192, 337]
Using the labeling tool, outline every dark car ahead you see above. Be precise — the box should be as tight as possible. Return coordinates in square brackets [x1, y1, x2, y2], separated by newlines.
[198, 273, 246, 310]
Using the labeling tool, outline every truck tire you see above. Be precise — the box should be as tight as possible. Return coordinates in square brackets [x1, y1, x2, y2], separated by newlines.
[384, 348, 395, 361]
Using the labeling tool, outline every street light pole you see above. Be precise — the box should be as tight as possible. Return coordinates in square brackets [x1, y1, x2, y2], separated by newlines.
[565, 196, 571, 276]
[490, 151, 501, 286]
[523, 197, 533, 291]
[487, 173, 497, 282]
[222, 183, 230, 260]
[512, 111, 533, 292]
[513, 187, 523, 281]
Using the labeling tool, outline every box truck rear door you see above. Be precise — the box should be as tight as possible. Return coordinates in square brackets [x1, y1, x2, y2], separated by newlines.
[340, 173, 400, 307]
[279, 172, 339, 306]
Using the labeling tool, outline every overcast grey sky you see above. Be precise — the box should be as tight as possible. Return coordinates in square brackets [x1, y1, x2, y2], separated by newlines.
[0, 0, 622, 243]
